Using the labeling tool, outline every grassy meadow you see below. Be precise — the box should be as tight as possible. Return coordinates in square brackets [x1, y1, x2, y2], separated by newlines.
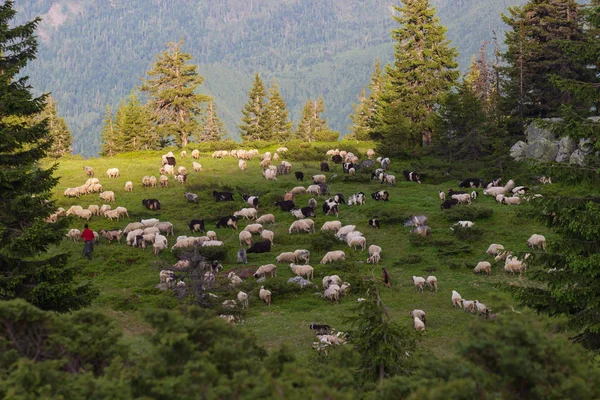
[49, 144, 556, 365]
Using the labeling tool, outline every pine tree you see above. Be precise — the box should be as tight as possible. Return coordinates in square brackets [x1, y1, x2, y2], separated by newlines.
[501, 0, 591, 122]
[100, 105, 120, 156]
[198, 100, 226, 142]
[348, 87, 371, 140]
[140, 40, 210, 148]
[295, 98, 329, 142]
[0, 1, 97, 311]
[37, 95, 72, 158]
[239, 73, 267, 142]
[115, 91, 155, 152]
[372, 0, 458, 152]
[264, 80, 293, 142]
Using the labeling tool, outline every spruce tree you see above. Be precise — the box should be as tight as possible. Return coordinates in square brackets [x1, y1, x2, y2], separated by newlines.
[264, 80, 293, 142]
[116, 91, 155, 152]
[37, 95, 72, 158]
[501, 0, 590, 122]
[239, 73, 267, 142]
[140, 40, 210, 148]
[372, 0, 458, 152]
[348, 87, 372, 140]
[198, 100, 226, 142]
[0, 1, 97, 311]
[295, 98, 328, 142]
[99, 105, 120, 156]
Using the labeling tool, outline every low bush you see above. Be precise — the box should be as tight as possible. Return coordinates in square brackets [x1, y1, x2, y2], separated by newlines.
[310, 230, 340, 253]
[442, 205, 494, 222]
[451, 226, 485, 242]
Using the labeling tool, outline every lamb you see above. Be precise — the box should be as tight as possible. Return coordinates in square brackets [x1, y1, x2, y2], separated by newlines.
[294, 249, 311, 264]
[259, 286, 272, 305]
[348, 236, 366, 251]
[99, 229, 123, 243]
[413, 316, 425, 331]
[410, 309, 426, 323]
[192, 162, 202, 172]
[239, 231, 252, 246]
[412, 276, 426, 292]
[474, 300, 489, 317]
[243, 223, 263, 234]
[256, 214, 275, 224]
[367, 252, 380, 264]
[473, 261, 492, 276]
[153, 235, 168, 255]
[124, 181, 133, 192]
[527, 234, 546, 250]
[486, 243, 505, 256]
[501, 196, 521, 205]
[99, 191, 115, 202]
[321, 221, 342, 232]
[320, 250, 345, 264]
[426, 276, 438, 292]
[288, 220, 311, 234]
[451, 193, 471, 204]
[106, 168, 120, 178]
[66, 229, 81, 242]
[234, 208, 258, 220]
[447, 292, 462, 310]
[253, 264, 277, 279]
[290, 263, 314, 280]
[237, 291, 249, 308]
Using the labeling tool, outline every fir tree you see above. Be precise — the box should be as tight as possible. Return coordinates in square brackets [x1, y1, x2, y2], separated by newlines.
[239, 73, 267, 142]
[295, 98, 328, 142]
[116, 91, 155, 152]
[37, 95, 72, 158]
[348, 87, 371, 140]
[501, 0, 591, 122]
[198, 100, 226, 142]
[100, 105, 120, 156]
[0, 1, 97, 311]
[140, 40, 210, 148]
[372, 0, 458, 152]
[264, 80, 293, 142]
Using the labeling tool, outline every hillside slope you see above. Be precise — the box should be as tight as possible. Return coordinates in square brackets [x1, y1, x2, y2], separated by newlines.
[18, 0, 527, 156]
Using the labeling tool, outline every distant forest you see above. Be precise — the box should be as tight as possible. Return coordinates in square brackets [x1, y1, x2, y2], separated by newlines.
[17, 0, 527, 156]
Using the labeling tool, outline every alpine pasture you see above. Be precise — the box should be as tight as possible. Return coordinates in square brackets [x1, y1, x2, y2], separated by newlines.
[50, 144, 550, 364]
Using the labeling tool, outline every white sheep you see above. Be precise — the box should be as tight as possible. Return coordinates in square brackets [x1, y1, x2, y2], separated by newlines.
[320, 250, 346, 264]
[260, 229, 274, 244]
[192, 162, 202, 172]
[348, 236, 366, 251]
[294, 249, 310, 264]
[124, 181, 133, 192]
[290, 186, 306, 195]
[253, 264, 277, 278]
[495, 250, 511, 263]
[202, 240, 223, 247]
[234, 208, 258, 220]
[159, 175, 169, 187]
[451, 193, 471, 204]
[87, 205, 100, 216]
[259, 286, 272, 305]
[206, 231, 217, 240]
[461, 300, 477, 313]
[159, 269, 174, 284]
[243, 224, 263, 234]
[238, 159, 247, 171]
[290, 263, 314, 280]
[474, 261, 492, 276]
[63, 188, 80, 198]
[410, 309, 426, 323]
[321, 221, 342, 232]
[527, 234, 546, 250]
[366, 148, 375, 159]
[452, 290, 462, 308]
[322, 275, 342, 288]
[141, 218, 159, 228]
[306, 185, 321, 196]
[413, 316, 425, 331]
[66, 229, 81, 242]
[486, 244, 505, 256]
[153, 237, 168, 256]
[312, 174, 326, 184]
[298, 219, 315, 233]
[256, 214, 275, 224]
[191, 149, 200, 159]
[451, 221, 474, 230]
[438, 190, 446, 201]
[276, 252, 297, 263]
[412, 276, 426, 292]
[228, 272, 243, 287]
[237, 291, 249, 308]
[288, 220, 311, 234]
[104, 209, 120, 221]
[335, 225, 356, 240]
[263, 169, 277, 180]
[323, 285, 340, 302]
[502, 196, 521, 205]
[106, 168, 120, 178]
[99, 191, 115, 202]
[239, 231, 252, 246]
[426, 276, 438, 292]
[474, 300, 489, 317]
[366, 252, 380, 264]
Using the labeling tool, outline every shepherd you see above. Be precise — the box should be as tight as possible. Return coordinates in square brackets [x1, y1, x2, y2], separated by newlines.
[82, 223, 94, 260]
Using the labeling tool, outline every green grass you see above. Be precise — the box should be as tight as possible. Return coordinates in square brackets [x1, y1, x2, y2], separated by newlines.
[49, 144, 554, 365]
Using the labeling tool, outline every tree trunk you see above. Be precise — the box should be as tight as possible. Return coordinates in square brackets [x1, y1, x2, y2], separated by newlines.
[379, 363, 385, 382]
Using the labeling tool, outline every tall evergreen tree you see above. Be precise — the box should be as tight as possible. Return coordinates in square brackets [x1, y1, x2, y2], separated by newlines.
[115, 91, 155, 152]
[372, 0, 458, 153]
[0, 1, 96, 311]
[348, 87, 371, 140]
[500, 0, 590, 122]
[198, 100, 226, 142]
[140, 40, 210, 148]
[239, 73, 267, 142]
[37, 95, 72, 158]
[100, 105, 120, 156]
[264, 80, 293, 142]
[295, 98, 329, 142]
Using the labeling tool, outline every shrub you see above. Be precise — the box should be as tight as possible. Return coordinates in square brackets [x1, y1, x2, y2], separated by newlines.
[195, 246, 228, 262]
[451, 226, 485, 242]
[443, 206, 494, 222]
[437, 241, 472, 257]
[313, 130, 340, 142]
[310, 230, 339, 253]
[398, 254, 423, 264]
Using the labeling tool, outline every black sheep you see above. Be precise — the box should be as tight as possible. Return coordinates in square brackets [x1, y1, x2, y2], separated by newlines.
[368, 218, 380, 229]
[440, 199, 460, 210]
[216, 215, 238, 229]
[403, 170, 421, 184]
[247, 240, 271, 254]
[300, 206, 315, 218]
[320, 162, 330, 172]
[142, 199, 161, 210]
[459, 178, 484, 188]
[275, 200, 296, 211]
[212, 191, 234, 202]
[189, 219, 205, 232]
[331, 155, 343, 164]
[295, 171, 304, 181]
[166, 156, 176, 166]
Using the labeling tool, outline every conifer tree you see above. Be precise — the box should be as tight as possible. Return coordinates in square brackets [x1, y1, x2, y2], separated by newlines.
[0, 1, 97, 311]
[115, 91, 155, 152]
[140, 40, 210, 148]
[37, 95, 72, 158]
[264, 80, 292, 142]
[348, 88, 371, 140]
[295, 98, 328, 142]
[372, 0, 458, 152]
[100, 105, 120, 156]
[239, 73, 267, 142]
[198, 100, 226, 142]
[501, 0, 590, 122]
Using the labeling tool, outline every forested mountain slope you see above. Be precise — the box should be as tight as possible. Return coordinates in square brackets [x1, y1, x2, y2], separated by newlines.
[17, 0, 527, 156]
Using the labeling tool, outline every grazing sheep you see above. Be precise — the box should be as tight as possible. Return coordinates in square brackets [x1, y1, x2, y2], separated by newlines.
[260, 229, 274, 244]
[141, 218, 159, 228]
[234, 208, 258, 220]
[438, 190, 446, 201]
[99, 229, 122, 243]
[153, 236, 168, 256]
[452, 290, 463, 308]
[124, 181, 133, 192]
[290, 186, 307, 195]
[99, 191, 115, 202]
[229, 272, 243, 287]
[321, 220, 342, 232]
[426, 276, 438, 292]
[243, 223, 263, 234]
[413, 316, 425, 331]
[83, 166, 94, 177]
[412, 276, 426, 292]
[474, 261, 492, 276]
[263, 168, 277, 180]
[154, 222, 174, 236]
[256, 214, 275, 225]
[527, 234, 546, 250]
[495, 250, 512, 263]
[159, 175, 169, 187]
[276, 251, 299, 263]
[335, 225, 356, 241]
[259, 286, 272, 305]
[306, 185, 321, 196]
[451, 193, 472, 205]
[323, 285, 340, 302]
[461, 300, 477, 313]
[294, 249, 311, 264]
[191, 149, 200, 159]
[502, 196, 521, 205]
[290, 263, 314, 280]
[238, 159, 247, 171]
[486, 244, 505, 256]
[474, 300, 489, 317]
[320, 250, 345, 264]
[410, 309, 426, 323]
[504, 260, 526, 275]
[63, 187, 80, 198]
[253, 264, 277, 278]
[103, 209, 120, 221]
[106, 168, 120, 178]
[312, 174, 326, 184]
[348, 236, 366, 251]
[206, 231, 217, 240]
[367, 252, 381, 264]
[191, 162, 202, 172]
[451, 220, 474, 230]
[87, 204, 100, 216]
[237, 291, 249, 308]
[239, 231, 252, 246]
[288, 220, 311, 234]
[66, 229, 81, 242]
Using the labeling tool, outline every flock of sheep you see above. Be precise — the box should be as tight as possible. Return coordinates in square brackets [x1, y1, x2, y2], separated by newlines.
[53, 145, 552, 343]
